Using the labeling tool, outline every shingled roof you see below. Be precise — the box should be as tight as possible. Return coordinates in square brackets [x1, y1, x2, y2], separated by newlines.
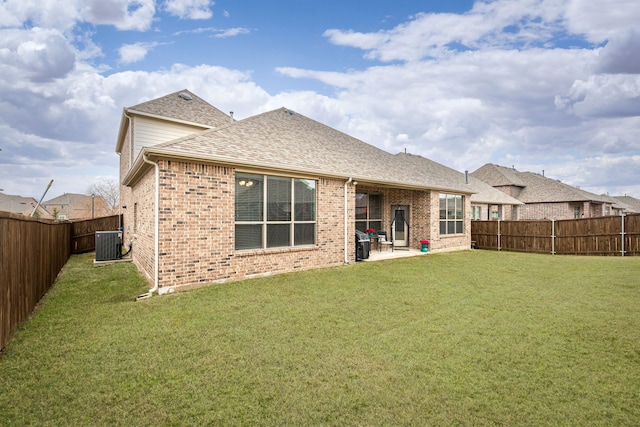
[397, 154, 522, 205]
[471, 163, 526, 187]
[0, 192, 39, 215]
[126, 89, 231, 128]
[472, 164, 605, 203]
[612, 195, 640, 213]
[126, 107, 473, 193]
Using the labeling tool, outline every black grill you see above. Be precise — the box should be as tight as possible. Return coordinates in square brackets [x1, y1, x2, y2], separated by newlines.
[355, 230, 370, 261]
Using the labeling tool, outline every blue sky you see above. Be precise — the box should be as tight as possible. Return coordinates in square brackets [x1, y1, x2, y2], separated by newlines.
[0, 0, 639, 200]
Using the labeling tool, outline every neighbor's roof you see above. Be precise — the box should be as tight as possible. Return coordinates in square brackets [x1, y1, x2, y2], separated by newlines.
[43, 193, 96, 207]
[472, 164, 606, 203]
[471, 163, 526, 187]
[0, 192, 38, 214]
[612, 195, 640, 213]
[125, 107, 474, 194]
[598, 194, 634, 212]
[396, 153, 522, 205]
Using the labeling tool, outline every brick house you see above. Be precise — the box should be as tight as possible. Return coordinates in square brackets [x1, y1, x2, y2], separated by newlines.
[397, 154, 523, 221]
[43, 193, 109, 220]
[0, 192, 51, 218]
[471, 164, 613, 220]
[117, 90, 475, 295]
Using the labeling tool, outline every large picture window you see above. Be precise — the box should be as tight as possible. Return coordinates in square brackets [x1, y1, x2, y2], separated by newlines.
[440, 194, 464, 235]
[235, 173, 316, 250]
[356, 193, 382, 233]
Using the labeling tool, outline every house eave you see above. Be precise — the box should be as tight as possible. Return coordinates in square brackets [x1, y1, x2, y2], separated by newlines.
[115, 108, 128, 154]
[125, 108, 217, 130]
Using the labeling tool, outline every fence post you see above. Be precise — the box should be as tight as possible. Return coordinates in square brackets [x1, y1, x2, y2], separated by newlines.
[621, 213, 625, 257]
[551, 220, 555, 255]
[497, 220, 501, 251]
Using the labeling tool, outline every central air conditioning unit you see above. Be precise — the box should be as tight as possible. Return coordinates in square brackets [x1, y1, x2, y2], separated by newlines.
[95, 231, 122, 261]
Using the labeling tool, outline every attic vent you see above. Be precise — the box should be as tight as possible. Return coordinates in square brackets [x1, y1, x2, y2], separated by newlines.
[284, 108, 295, 115]
[179, 92, 193, 101]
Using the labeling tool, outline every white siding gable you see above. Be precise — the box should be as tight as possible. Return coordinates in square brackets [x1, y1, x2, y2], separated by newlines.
[133, 115, 207, 159]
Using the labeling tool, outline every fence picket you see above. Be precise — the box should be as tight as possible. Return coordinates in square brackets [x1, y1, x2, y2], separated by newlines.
[472, 214, 640, 256]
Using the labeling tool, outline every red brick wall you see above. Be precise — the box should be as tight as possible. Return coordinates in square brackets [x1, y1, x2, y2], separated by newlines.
[129, 161, 356, 292]
[129, 167, 156, 283]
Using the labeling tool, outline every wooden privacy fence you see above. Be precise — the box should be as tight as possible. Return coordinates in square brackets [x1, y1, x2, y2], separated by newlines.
[1, 213, 122, 350]
[471, 214, 640, 256]
[71, 215, 122, 254]
[1, 212, 70, 351]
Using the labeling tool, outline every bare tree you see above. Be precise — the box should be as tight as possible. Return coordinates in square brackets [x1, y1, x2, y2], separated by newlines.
[86, 179, 119, 215]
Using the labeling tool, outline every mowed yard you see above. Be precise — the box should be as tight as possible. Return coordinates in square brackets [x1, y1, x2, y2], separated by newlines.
[1, 251, 639, 426]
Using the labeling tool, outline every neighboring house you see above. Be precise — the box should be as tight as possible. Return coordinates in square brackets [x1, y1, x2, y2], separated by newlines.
[0, 192, 51, 218]
[117, 89, 475, 294]
[396, 154, 523, 221]
[471, 164, 612, 220]
[43, 193, 109, 220]
[599, 194, 637, 215]
[612, 195, 640, 213]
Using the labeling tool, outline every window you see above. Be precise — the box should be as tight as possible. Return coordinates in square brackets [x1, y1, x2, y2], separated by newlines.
[574, 206, 582, 219]
[355, 193, 382, 233]
[471, 206, 482, 220]
[133, 203, 138, 233]
[440, 194, 464, 235]
[235, 173, 316, 250]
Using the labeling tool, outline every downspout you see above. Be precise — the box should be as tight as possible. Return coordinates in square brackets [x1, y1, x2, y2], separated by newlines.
[137, 154, 160, 299]
[344, 177, 353, 264]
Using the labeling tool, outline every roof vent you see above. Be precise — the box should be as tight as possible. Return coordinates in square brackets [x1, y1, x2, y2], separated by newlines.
[178, 92, 193, 101]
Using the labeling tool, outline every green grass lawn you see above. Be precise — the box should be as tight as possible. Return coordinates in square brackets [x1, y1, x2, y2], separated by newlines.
[1, 251, 639, 426]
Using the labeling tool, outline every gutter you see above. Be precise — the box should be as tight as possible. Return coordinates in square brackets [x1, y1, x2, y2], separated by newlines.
[137, 154, 160, 300]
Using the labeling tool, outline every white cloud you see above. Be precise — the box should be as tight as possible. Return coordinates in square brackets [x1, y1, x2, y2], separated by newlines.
[323, 0, 567, 63]
[164, 0, 213, 20]
[0, 0, 156, 32]
[212, 27, 251, 38]
[173, 26, 251, 38]
[556, 74, 640, 119]
[0, 27, 76, 83]
[118, 42, 163, 64]
[564, 0, 640, 43]
[0, 0, 81, 30]
[595, 29, 640, 74]
[83, 0, 156, 31]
